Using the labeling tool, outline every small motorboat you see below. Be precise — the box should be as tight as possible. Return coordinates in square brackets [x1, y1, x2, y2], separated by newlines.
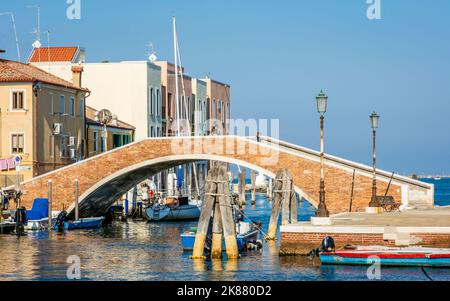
[145, 196, 201, 222]
[181, 221, 261, 252]
[320, 246, 450, 267]
[0, 221, 16, 234]
[26, 198, 55, 230]
[53, 211, 104, 231]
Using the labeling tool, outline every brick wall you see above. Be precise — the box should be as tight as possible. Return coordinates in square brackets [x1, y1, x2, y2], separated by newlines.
[19, 137, 403, 214]
[280, 232, 450, 255]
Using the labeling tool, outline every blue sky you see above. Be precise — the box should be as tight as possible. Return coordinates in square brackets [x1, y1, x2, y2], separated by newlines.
[1, 0, 449, 175]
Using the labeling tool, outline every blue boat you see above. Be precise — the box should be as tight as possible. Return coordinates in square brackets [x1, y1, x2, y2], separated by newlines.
[181, 221, 260, 252]
[59, 217, 104, 230]
[53, 210, 104, 231]
[320, 246, 450, 267]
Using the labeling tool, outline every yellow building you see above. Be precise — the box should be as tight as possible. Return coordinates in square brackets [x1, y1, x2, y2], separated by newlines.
[85, 106, 135, 157]
[0, 58, 88, 184]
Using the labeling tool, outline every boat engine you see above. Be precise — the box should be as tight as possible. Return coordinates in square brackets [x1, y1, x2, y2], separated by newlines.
[308, 236, 335, 257]
[55, 210, 68, 232]
[14, 206, 28, 234]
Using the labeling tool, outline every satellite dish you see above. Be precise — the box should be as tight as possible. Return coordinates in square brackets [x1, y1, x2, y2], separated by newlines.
[97, 109, 112, 125]
[32, 40, 42, 49]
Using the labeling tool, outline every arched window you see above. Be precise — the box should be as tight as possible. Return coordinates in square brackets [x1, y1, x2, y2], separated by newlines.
[150, 88, 154, 115]
[156, 89, 160, 116]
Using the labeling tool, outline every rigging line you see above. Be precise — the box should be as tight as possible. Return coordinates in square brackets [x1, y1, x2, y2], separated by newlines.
[421, 266, 434, 281]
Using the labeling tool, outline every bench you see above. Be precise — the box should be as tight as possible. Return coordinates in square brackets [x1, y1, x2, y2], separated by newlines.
[377, 196, 401, 212]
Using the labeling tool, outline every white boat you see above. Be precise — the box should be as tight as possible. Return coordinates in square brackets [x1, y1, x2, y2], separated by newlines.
[26, 217, 51, 230]
[145, 196, 202, 221]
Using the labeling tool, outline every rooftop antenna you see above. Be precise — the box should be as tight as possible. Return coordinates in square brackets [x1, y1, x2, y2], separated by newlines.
[0, 12, 21, 62]
[27, 4, 42, 60]
[147, 42, 157, 63]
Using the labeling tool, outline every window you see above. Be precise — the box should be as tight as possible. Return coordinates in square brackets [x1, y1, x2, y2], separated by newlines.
[11, 91, 25, 110]
[93, 131, 98, 152]
[11, 134, 24, 154]
[79, 98, 85, 118]
[60, 95, 66, 114]
[100, 134, 105, 152]
[156, 89, 160, 116]
[213, 99, 217, 119]
[60, 136, 68, 158]
[70, 97, 75, 117]
[50, 93, 54, 114]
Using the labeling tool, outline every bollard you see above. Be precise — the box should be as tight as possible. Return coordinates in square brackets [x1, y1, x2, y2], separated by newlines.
[48, 180, 52, 231]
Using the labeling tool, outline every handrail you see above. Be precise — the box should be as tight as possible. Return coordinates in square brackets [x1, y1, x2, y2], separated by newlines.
[256, 135, 432, 189]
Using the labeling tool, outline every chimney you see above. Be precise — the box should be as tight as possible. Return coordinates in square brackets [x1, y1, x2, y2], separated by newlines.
[71, 65, 84, 88]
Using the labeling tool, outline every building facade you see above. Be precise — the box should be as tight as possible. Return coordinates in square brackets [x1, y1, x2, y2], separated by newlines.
[29, 49, 162, 141]
[85, 106, 135, 157]
[0, 58, 87, 184]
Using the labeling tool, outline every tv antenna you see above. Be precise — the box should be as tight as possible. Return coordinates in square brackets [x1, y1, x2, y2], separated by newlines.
[0, 12, 21, 62]
[27, 5, 41, 50]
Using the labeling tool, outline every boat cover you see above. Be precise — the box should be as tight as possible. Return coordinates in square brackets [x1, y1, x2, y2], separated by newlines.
[27, 198, 49, 220]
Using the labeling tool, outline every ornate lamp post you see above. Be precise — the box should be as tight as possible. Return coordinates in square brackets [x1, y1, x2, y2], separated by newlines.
[369, 111, 380, 207]
[315, 91, 329, 217]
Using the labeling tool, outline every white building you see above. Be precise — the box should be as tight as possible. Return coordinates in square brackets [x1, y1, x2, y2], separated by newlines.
[29, 48, 163, 141]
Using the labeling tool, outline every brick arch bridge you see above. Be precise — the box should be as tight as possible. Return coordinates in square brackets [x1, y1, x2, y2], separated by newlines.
[19, 136, 433, 217]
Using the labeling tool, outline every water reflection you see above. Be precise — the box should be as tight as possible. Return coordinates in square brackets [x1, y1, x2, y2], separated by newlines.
[0, 193, 449, 281]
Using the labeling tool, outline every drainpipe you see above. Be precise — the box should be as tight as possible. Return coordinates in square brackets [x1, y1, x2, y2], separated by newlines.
[32, 81, 42, 177]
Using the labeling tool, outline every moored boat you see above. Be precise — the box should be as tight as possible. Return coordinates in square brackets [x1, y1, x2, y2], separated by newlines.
[145, 196, 201, 222]
[181, 221, 261, 252]
[320, 246, 450, 267]
[53, 211, 104, 231]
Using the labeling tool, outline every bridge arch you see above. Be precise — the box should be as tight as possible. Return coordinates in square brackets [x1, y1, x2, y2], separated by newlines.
[19, 136, 433, 216]
[69, 154, 315, 217]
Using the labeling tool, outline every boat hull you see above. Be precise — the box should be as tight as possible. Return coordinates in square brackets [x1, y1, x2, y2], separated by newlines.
[53, 217, 104, 230]
[181, 230, 260, 252]
[320, 250, 450, 267]
[146, 205, 201, 221]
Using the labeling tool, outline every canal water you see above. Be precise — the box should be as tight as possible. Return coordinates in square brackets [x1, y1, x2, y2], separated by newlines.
[0, 178, 449, 281]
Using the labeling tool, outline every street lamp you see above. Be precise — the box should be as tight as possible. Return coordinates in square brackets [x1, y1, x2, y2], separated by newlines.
[315, 90, 329, 217]
[369, 111, 380, 207]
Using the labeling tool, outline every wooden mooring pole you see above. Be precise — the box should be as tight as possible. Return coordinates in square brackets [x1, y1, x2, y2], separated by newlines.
[238, 168, 246, 207]
[192, 167, 218, 259]
[48, 180, 52, 231]
[265, 169, 296, 240]
[192, 163, 239, 260]
[218, 164, 239, 259]
[250, 170, 256, 205]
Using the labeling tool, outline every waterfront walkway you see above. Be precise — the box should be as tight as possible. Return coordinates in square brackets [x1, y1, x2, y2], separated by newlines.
[280, 207, 450, 254]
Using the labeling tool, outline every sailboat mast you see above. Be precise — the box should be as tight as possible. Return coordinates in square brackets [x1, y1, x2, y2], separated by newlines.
[173, 16, 181, 136]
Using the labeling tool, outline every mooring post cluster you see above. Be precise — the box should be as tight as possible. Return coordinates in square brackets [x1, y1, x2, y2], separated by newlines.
[265, 169, 297, 240]
[192, 162, 239, 260]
